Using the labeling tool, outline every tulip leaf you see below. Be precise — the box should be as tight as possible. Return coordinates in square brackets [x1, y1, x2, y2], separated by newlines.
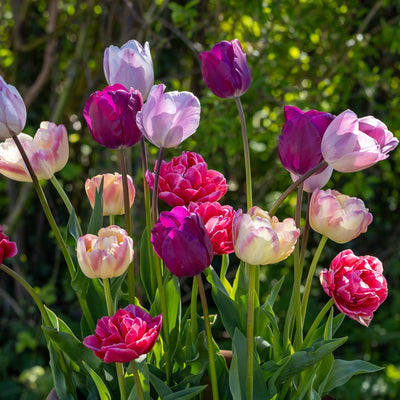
[323, 359, 384, 394]
[164, 385, 207, 400]
[139, 227, 157, 303]
[148, 369, 173, 397]
[87, 177, 104, 235]
[82, 361, 111, 400]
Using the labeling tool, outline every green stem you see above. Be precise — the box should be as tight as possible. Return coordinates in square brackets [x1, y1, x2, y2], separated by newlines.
[109, 215, 115, 226]
[246, 265, 257, 400]
[116, 362, 127, 400]
[130, 360, 145, 400]
[301, 235, 328, 324]
[196, 274, 219, 400]
[235, 96, 252, 210]
[191, 277, 198, 343]
[303, 299, 335, 348]
[269, 161, 328, 216]
[118, 148, 135, 303]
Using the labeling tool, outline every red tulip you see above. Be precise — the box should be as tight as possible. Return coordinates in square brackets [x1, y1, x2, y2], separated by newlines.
[0, 225, 17, 264]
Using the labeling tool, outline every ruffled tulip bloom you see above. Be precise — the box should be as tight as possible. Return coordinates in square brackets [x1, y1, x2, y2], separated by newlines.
[83, 304, 162, 363]
[200, 39, 251, 98]
[188, 201, 235, 255]
[320, 249, 387, 326]
[76, 225, 133, 279]
[232, 206, 300, 265]
[85, 173, 135, 216]
[290, 165, 333, 193]
[146, 151, 228, 207]
[84, 84, 143, 149]
[321, 109, 399, 172]
[0, 75, 26, 139]
[136, 84, 200, 148]
[0, 225, 18, 264]
[309, 188, 373, 243]
[103, 40, 154, 100]
[0, 122, 68, 182]
[151, 206, 213, 277]
[279, 105, 335, 175]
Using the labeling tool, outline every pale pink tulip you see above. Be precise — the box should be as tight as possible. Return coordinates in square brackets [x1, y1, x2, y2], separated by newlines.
[232, 206, 299, 265]
[77, 225, 134, 279]
[85, 173, 135, 216]
[290, 165, 333, 193]
[0, 122, 68, 182]
[309, 188, 372, 243]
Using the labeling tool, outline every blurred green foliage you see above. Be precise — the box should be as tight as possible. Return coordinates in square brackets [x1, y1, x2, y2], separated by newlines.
[1, 0, 400, 398]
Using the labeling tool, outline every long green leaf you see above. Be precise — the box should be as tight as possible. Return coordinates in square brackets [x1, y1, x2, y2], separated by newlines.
[82, 361, 111, 400]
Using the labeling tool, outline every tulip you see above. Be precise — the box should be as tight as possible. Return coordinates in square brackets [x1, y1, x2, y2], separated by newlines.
[146, 151, 228, 207]
[0, 75, 26, 139]
[290, 165, 333, 193]
[279, 105, 335, 175]
[0, 225, 18, 264]
[232, 206, 300, 265]
[136, 84, 200, 148]
[83, 84, 143, 149]
[76, 225, 133, 279]
[200, 39, 251, 98]
[151, 206, 213, 277]
[309, 188, 373, 243]
[85, 173, 135, 216]
[0, 122, 68, 182]
[103, 40, 154, 100]
[188, 201, 235, 255]
[321, 109, 399, 172]
[83, 304, 162, 363]
[320, 249, 387, 327]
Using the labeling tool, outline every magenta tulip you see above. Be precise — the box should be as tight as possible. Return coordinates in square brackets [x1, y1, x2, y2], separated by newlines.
[321, 109, 398, 172]
[200, 39, 251, 98]
[0, 225, 17, 264]
[151, 206, 213, 277]
[83, 304, 162, 363]
[146, 151, 228, 207]
[320, 249, 387, 326]
[83, 84, 143, 149]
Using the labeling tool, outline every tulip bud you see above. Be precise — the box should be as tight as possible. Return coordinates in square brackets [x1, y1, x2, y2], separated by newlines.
[232, 207, 300, 265]
[0, 75, 26, 139]
[85, 173, 135, 216]
[309, 188, 373, 243]
[103, 40, 154, 101]
[76, 225, 134, 279]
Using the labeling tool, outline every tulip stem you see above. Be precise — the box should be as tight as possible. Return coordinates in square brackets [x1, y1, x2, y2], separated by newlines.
[103, 278, 114, 316]
[118, 148, 135, 304]
[301, 235, 328, 324]
[196, 274, 219, 400]
[116, 362, 127, 400]
[269, 160, 328, 216]
[152, 147, 165, 227]
[246, 264, 256, 400]
[131, 360, 145, 400]
[191, 277, 198, 343]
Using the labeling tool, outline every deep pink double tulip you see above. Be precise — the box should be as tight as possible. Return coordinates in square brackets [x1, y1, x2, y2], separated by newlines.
[151, 206, 213, 277]
[188, 201, 235, 255]
[279, 105, 335, 175]
[321, 109, 398, 172]
[200, 39, 251, 98]
[83, 304, 162, 363]
[146, 151, 228, 207]
[83, 84, 143, 149]
[0, 225, 17, 264]
[320, 249, 387, 327]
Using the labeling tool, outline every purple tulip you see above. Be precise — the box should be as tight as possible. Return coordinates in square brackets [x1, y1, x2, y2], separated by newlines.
[321, 109, 398, 172]
[136, 84, 200, 148]
[200, 39, 251, 98]
[151, 206, 213, 277]
[279, 105, 335, 175]
[83, 84, 143, 149]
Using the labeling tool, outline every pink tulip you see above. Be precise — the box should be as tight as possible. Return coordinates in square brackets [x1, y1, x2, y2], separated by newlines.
[320, 249, 387, 326]
[0, 122, 68, 182]
[232, 206, 300, 265]
[188, 201, 235, 255]
[309, 188, 372, 243]
[136, 84, 200, 148]
[0, 225, 18, 264]
[85, 173, 135, 216]
[104, 40, 154, 100]
[76, 225, 133, 279]
[83, 304, 162, 363]
[146, 151, 228, 207]
[321, 109, 398, 172]
[0, 75, 26, 139]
